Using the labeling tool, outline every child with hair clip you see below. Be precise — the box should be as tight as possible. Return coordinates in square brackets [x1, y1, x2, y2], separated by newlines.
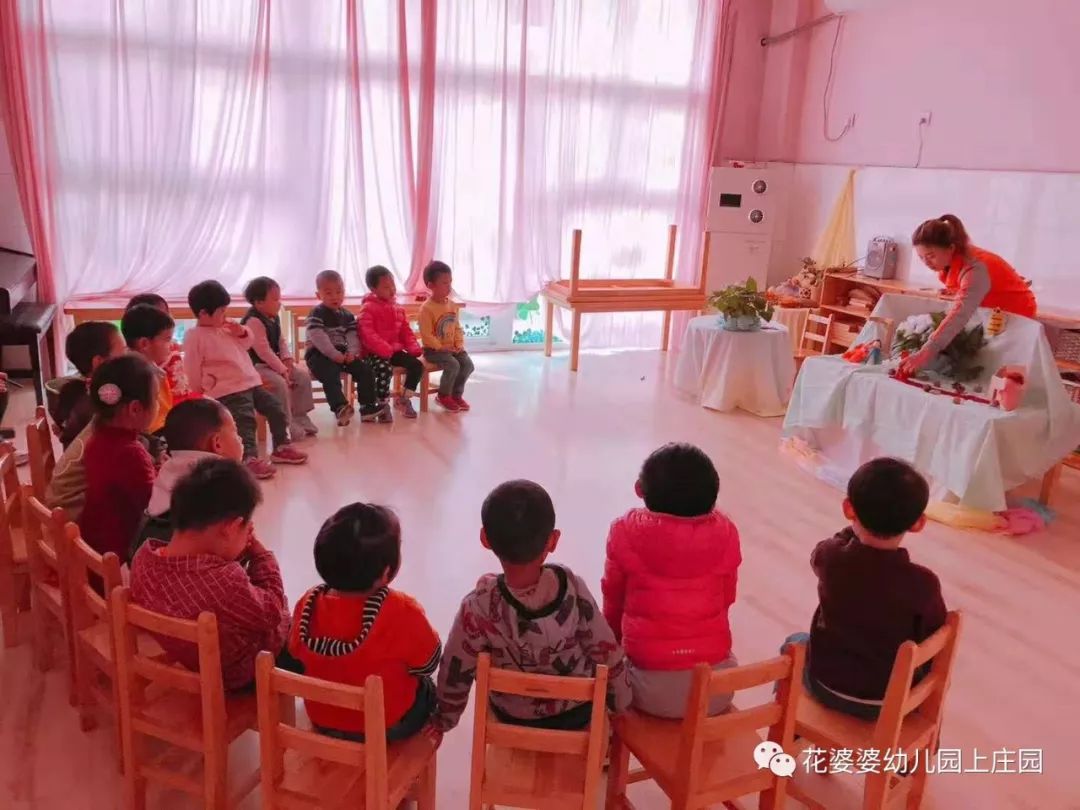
[359, 265, 424, 420]
[78, 354, 160, 563]
[601, 443, 741, 718]
[286, 503, 442, 741]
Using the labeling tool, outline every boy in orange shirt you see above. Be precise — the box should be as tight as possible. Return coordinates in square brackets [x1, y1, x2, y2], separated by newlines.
[286, 503, 441, 741]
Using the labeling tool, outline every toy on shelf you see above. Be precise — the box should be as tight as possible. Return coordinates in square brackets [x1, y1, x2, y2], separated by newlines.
[842, 338, 883, 365]
[767, 257, 823, 307]
[990, 366, 1027, 411]
[986, 307, 1008, 337]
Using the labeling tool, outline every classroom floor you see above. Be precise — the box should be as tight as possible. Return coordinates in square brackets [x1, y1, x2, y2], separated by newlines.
[1, 349, 1078, 809]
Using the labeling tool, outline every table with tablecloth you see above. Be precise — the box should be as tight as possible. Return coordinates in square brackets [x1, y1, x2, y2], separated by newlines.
[782, 294, 1080, 511]
[772, 306, 811, 352]
[674, 316, 795, 417]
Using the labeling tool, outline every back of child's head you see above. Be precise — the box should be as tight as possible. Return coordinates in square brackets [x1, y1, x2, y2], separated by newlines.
[163, 398, 230, 453]
[847, 458, 929, 539]
[423, 260, 452, 287]
[638, 443, 719, 517]
[365, 265, 393, 291]
[314, 503, 402, 592]
[481, 480, 556, 565]
[315, 269, 343, 289]
[121, 304, 174, 349]
[66, 321, 122, 376]
[170, 457, 262, 533]
[244, 276, 280, 305]
[125, 293, 169, 313]
[88, 353, 157, 422]
[187, 279, 231, 318]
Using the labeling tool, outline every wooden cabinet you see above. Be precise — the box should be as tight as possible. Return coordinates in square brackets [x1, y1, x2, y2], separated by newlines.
[816, 271, 937, 353]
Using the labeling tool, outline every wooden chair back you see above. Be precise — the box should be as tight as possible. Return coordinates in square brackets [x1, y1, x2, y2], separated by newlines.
[255, 651, 402, 808]
[469, 652, 609, 810]
[68, 523, 122, 635]
[799, 312, 835, 357]
[21, 488, 72, 671]
[110, 586, 259, 809]
[26, 405, 56, 501]
[0, 443, 26, 647]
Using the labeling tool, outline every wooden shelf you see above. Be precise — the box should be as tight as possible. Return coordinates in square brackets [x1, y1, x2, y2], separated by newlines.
[821, 303, 875, 320]
[823, 272, 940, 297]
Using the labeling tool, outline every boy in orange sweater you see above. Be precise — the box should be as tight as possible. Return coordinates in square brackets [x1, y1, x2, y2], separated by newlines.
[418, 261, 474, 412]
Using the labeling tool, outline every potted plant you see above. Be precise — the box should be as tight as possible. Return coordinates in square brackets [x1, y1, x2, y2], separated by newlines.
[709, 276, 775, 331]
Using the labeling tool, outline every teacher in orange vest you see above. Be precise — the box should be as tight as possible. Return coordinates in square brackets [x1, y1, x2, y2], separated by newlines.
[899, 213, 1037, 377]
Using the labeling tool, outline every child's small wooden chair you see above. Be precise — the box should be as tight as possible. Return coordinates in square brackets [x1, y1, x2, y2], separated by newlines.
[392, 360, 441, 413]
[67, 521, 125, 739]
[21, 488, 74, 680]
[110, 586, 262, 810]
[0, 441, 29, 647]
[795, 312, 836, 372]
[26, 405, 57, 501]
[469, 652, 610, 809]
[787, 611, 963, 810]
[254, 651, 437, 808]
[606, 643, 805, 810]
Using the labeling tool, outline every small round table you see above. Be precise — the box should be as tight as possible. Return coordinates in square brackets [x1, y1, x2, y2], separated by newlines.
[674, 316, 795, 417]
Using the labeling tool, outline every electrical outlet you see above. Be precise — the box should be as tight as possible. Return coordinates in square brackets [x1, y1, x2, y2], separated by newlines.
[919, 110, 933, 126]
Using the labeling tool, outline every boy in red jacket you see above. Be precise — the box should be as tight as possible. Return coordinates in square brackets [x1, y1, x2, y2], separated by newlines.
[602, 443, 741, 718]
[358, 265, 423, 420]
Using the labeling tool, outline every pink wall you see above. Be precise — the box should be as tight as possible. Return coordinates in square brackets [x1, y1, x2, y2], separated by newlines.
[755, 0, 1080, 172]
[0, 122, 31, 253]
[714, 0, 774, 161]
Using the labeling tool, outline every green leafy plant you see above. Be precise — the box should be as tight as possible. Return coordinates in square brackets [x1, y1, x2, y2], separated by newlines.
[892, 311, 988, 382]
[708, 276, 775, 323]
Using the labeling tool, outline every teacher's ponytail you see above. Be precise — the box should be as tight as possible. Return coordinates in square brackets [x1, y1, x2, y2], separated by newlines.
[912, 213, 971, 255]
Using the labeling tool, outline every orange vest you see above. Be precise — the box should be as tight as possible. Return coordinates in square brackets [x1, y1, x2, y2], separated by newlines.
[940, 246, 1037, 317]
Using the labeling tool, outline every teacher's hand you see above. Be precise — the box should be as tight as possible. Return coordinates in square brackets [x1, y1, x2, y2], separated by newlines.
[898, 347, 933, 378]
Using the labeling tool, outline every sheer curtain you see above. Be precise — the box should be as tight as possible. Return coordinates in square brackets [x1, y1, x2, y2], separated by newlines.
[17, 0, 723, 348]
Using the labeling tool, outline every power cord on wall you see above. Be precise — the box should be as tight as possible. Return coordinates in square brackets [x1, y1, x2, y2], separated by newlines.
[914, 119, 928, 168]
[823, 16, 855, 142]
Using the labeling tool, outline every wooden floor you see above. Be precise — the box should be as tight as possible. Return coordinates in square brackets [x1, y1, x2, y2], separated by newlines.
[1, 349, 1078, 809]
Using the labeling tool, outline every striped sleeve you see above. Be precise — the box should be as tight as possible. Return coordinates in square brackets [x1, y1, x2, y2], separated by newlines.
[401, 595, 442, 676]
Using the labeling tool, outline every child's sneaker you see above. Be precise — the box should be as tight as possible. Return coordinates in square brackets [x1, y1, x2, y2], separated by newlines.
[360, 402, 389, 423]
[376, 401, 395, 423]
[246, 457, 277, 480]
[435, 394, 460, 412]
[335, 404, 353, 427]
[396, 395, 417, 419]
[271, 445, 308, 465]
[298, 415, 319, 436]
[453, 396, 471, 412]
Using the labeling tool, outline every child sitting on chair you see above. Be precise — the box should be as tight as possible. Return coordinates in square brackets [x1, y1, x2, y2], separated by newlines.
[359, 265, 423, 420]
[121, 303, 178, 443]
[286, 503, 441, 742]
[130, 457, 291, 691]
[784, 457, 947, 720]
[602, 443, 741, 718]
[125, 293, 196, 404]
[434, 480, 631, 733]
[304, 270, 383, 426]
[183, 280, 307, 480]
[51, 321, 126, 449]
[132, 399, 245, 557]
[78, 354, 159, 563]
[241, 276, 318, 440]
[419, 260, 474, 413]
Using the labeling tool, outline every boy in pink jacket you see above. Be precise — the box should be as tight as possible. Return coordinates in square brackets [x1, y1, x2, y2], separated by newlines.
[183, 280, 307, 480]
[601, 443, 741, 718]
[358, 266, 424, 420]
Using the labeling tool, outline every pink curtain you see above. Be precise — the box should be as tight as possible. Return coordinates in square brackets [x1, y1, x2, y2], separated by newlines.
[0, 0, 58, 304]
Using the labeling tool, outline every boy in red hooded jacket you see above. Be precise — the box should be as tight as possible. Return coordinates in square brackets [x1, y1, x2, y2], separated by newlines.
[358, 266, 424, 420]
[601, 443, 742, 718]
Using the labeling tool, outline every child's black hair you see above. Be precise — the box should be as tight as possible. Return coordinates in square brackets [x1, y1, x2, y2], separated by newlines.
[187, 279, 232, 318]
[170, 457, 262, 533]
[244, 276, 280, 305]
[88, 353, 157, 421]
[423, 260, 452, 287]
[315, 269, 343, 288]
[120, 304, 175, 348]
[314, 503, 401, 592]
[163, 399, 229, 453]
[65, 321, 121, 376]
[365, 265, 393, 291]
[847, 457, 929, 538]
[481, 480, 556, 565]
[125, 293, 169, 312]
[638, 443, 719, 517]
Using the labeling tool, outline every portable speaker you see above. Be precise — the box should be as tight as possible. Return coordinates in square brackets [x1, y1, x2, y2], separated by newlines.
[864, 236, 898, 279]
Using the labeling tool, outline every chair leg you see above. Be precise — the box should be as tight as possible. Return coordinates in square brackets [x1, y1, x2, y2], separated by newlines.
[905, 754, 931, 809]
[570, 311, 582, 372]
[31, 600, 54, 672]
[543, 299, 554, 357]
[419, 370, 430, 413]
[661, 311, 672, 352]
[862, 771, 890, 810]
[74, 649, 98, 731]
[30, 336, 45, 406]
[1, 576, 20, 647]
[605, 732, 631, 809]
[414, 758, 437, 810]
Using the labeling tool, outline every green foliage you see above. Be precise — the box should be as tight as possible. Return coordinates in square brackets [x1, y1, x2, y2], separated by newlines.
[515, 296, 540, 321]
[708, 276, 774, 322]
[892, 311, 988, 382]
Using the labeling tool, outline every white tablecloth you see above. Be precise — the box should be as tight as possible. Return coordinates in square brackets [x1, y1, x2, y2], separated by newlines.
[773, 307, 811, 352]
[783, 294, 1080, 511]
[675, 316, 795, 417]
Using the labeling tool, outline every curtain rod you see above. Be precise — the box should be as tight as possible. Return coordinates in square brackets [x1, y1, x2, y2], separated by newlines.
[760, 13, 837, 47]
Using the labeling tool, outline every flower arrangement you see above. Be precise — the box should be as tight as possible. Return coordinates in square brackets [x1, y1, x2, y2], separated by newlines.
[892, 312, 988, 382]
[709, 276, 775, 331]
